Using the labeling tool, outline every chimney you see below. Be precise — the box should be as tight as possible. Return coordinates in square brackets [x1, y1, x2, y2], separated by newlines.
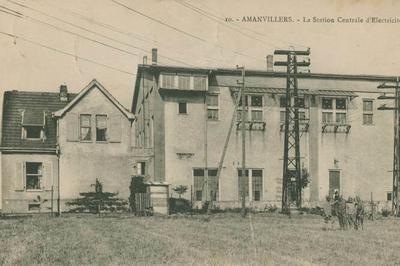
[143, 55, 148, 65]
[152, 48, 157, 65]
[59, 84, 68, 102]
[266, 55, 273, 72]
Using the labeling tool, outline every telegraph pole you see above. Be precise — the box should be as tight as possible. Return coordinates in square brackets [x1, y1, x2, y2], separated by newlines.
[274, 48, 310, 213]
[377, 77, 400, 216]
[237, 66, 247, 218]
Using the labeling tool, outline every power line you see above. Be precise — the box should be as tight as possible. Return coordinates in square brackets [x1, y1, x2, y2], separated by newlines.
[110, 0, 264, 63]
[1, 3, 140, 57]
[174, 0, 277, 48]
[4, 0, 192, 66]
[42, 2, 202, 67]
[179, 0, 309, 49]
[0, 30, 136, 76]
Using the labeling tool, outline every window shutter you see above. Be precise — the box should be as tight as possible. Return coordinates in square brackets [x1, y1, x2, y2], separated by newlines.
[66, 113, 79, 142]
[15, 162, 25, 191]
[109, 115, 122, 143]
[42, 163, 52, 191]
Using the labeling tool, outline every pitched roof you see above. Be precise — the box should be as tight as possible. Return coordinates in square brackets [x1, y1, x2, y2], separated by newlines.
[53, 79, 134, 120]
[1, 90, 77, 151]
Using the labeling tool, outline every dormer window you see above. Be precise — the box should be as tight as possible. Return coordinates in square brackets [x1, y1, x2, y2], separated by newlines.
[24, 126, 42, 139]
[21, 109, 45, 140]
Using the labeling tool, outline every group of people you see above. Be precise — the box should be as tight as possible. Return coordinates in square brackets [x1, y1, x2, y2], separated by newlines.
[325, 190, 365, 230]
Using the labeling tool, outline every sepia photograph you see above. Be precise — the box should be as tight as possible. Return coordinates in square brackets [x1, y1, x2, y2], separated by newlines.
[0, 0, 400, 265]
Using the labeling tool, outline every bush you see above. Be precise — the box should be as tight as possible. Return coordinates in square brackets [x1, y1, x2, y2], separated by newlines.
[169, 198, 192, 214]
[381, 208, 391, 217]
[264, 204, 278, 213]
[66, 179, 128, 214]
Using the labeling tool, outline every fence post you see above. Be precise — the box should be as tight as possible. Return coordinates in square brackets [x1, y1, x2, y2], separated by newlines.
[370, 192, 374, 221]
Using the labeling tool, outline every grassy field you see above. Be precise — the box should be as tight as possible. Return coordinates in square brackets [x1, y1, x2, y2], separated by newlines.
[0, 213, 399, 265]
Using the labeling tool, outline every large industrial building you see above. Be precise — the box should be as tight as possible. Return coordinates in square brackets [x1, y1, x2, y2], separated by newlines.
[132, 51, 395, 209]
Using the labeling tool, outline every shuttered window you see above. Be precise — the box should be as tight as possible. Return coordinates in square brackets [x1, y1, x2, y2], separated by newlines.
[193, 76, 207, 91]
[178, 75, 190, 90]
[66, 113, 79, 142]
[161, 74, 175, 88]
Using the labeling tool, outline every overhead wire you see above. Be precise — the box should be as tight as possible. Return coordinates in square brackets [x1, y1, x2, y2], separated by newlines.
[180, 0, 309, 49]
[110, 0, 265, 63]
[0, 30, 136, 76]
[4, 0, 193, 66]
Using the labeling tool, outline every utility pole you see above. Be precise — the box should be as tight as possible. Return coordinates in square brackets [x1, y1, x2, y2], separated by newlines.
[237, 66, 247, 218]
[274, 48, 310, 213]
[377, 77, 400, 216]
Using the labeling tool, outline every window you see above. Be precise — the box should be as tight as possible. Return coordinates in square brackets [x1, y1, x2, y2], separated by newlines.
[96, 115, 107, 141]
[387, 192, 392, 201]
[21, 109, 45, 140]
[322, 98, 333, 109]
[194, 76, 207, 91]
[336, 113, 347, 124]
[280, 97, 308, 127]
[238, 95, 263, 122]
[178, 102, 187, 114]
[238, 169, 263, 201]
[295, 97, 305, 108]
[26, 162, 42, 190]
[238, 95, 248, 107]
[193, 168, 219, 201]
[251, 110, 263, 121]
[162, 74, 175, 88]
[208, 169, 218, 201]
[336, 99, 346, 110]
[24, 126, 42, 139]
[251, 95, 263, 107]
[280, 96, 305, 108]
[329, 170, 340, 198]
[322, 112, 333, 123]
[237, 169, 249, 198]
[280, 111, 286, 123]
[321, 98, 347, 125]
[252, 170, 263, 201]
[80, 114, 91, 141]
[298, 111, 306, 121]
[28, 203, 40, 211]
[137, 162, 146, 175]
[280, 96, 287, 108]
[207, 94, 219, 120]
[178, 75, 190, 90]
[363, 100, 374, 125]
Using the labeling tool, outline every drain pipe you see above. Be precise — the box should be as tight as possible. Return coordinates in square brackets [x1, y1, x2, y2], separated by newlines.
[56, 119, 61, 216]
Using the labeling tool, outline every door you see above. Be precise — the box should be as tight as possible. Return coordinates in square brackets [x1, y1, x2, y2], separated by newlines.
[329, 170, 340, 198]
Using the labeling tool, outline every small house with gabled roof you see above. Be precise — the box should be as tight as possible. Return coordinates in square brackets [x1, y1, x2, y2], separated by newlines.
[1, 79, 135, 213]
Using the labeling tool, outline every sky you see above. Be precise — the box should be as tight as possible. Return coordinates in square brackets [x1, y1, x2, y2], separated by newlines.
[0, 0, 400, 108]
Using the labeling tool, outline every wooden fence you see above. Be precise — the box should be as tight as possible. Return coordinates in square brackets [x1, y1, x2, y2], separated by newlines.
[134, 193, 152, 216]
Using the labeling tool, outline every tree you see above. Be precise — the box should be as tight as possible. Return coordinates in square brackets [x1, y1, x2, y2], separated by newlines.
[173, 185, 188, 198]
[66, 179, 128, 216]
[300, 167, 310, 189]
